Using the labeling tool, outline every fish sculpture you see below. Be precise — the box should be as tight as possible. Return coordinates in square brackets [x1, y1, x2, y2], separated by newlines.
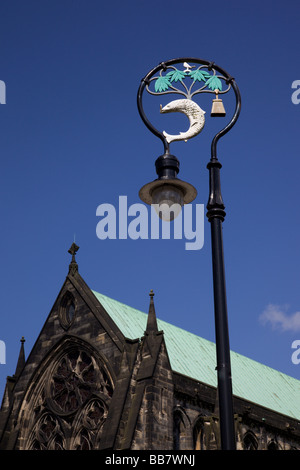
[160, 98, 205, 144]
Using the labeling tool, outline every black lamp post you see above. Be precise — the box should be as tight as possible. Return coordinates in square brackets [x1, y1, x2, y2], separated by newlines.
[137, 58, 241, 450]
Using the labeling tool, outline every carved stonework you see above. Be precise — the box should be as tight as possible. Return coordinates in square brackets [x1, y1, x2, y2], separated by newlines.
[68, 243, 79, 276]
[48, 349, 112, 414]
[28, 413, 65, 450]
[18, 343, 114, 450]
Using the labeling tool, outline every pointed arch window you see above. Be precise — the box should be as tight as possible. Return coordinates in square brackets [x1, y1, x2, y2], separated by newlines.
[243, 431, 258, 450]
[173, 407, 191, 450]
[59, 292, 77, 330]
[193, 419, 204, 450]
[193, 417, 220, 450]
[268, 440, 279, 450]
[173, 410, 184, 450]
[21, 341, 114, 450]
[67, 302, 75, 322]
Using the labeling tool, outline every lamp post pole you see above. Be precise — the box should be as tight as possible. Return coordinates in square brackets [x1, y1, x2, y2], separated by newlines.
[207, 158, 236, 449]
[206, 74, 241, 448]
[137, 58, 241, 450]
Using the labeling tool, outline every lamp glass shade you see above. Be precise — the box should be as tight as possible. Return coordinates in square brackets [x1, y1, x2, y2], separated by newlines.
[151, 184, 184, 221]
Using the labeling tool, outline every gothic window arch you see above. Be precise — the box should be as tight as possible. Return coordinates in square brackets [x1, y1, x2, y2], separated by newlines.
[173, 411, 181, 450]
[268, 440, 279, 450]
[173, 407, 191, 450]
[173, 410, 184, 450]
[18, 339, 114, 450]
[193, 416, 220, 450]
[243, 431, 258, 450]
[193, 418, 205, 450]
[59, 291, 77, 330]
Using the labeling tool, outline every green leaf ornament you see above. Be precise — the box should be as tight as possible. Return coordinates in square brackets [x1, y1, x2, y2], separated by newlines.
[155, 76, 172, 92]
[205, 75, 223, 91]
[189, 69, 211, 82]
[166, 69, 186, 82]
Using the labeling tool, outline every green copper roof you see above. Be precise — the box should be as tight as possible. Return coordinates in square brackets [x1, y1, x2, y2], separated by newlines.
[93, 290, 300, 420]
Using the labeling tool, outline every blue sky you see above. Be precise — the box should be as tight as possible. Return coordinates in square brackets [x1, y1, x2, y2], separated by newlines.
[1, 0, 300, 401]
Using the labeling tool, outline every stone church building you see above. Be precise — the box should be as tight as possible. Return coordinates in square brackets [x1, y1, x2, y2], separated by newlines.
[0, 244, 300, 450]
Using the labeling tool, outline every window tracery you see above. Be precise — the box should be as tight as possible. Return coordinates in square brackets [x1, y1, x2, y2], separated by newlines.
[28, 413, 65, 450]
[24, 345, 113, 450]
[72, 399, 108, 450]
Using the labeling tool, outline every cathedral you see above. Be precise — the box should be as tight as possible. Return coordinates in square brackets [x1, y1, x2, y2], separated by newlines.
[0, 243, 300, 451]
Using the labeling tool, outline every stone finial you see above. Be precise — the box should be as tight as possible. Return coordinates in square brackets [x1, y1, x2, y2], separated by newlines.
[14, 337, 26, 378]
[145, 289, 158, 333]
[68, 242, 79, 275]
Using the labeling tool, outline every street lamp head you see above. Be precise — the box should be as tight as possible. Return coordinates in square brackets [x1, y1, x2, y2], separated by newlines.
[139, 178, 197, 221]
[138, 151, 197, 221]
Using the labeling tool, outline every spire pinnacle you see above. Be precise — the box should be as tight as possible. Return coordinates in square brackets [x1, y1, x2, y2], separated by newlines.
[145, 289, 158, 333]
[14, 337, 25, 378]
[68, 242, 79, 275]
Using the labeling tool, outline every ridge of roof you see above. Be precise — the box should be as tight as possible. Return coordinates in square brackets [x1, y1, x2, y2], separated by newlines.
[92, 290, 300, 420]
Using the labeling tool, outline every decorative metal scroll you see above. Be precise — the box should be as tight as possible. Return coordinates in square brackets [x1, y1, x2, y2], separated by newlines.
[146, 62, 230, 98]
[137, 58, 241, 159]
